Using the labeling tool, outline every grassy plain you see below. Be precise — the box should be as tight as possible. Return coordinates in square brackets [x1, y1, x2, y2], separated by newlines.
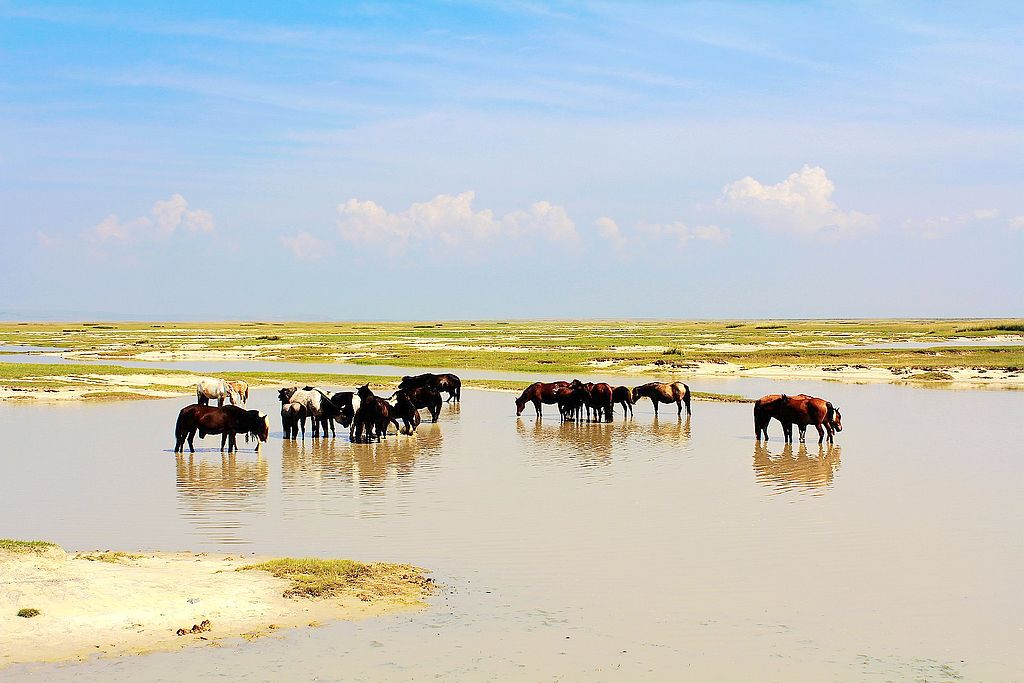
[1, 320, 1022, 400]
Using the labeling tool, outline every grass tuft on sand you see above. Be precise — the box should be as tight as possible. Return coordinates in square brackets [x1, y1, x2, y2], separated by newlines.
[17, 608, 41, 618]
[908, 371, 955, 381]
[75, 551, 143, 563]
[242, 558, 434, 600]
[0, 539, 58, 554]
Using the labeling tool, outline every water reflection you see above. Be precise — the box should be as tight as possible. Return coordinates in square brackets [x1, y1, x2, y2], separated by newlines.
[174, 452, 268, 544]
[753, 442, 842, 494]
[281, 424, 443, 494]
[516, 415, 692, 465]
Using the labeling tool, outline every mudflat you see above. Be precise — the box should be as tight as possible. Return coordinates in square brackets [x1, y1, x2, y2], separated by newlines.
[0, 542, 433, 668]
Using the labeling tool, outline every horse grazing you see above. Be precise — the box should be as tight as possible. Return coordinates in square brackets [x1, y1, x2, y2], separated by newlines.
[515, 381, 570, 417]
[589, 382, 614, 422]
[174, 404, 269, 453]
[351, 385, 394, 442]
[555, 386, 586, 421]
[398, 385, 442, 422]
[196, 378, 236, 407]
[632, 382, 691, 416]
[278, 386, 345, 437]
[399, 373, 462, 402]
[753, 394, 842, 444]
[390, 390, 422, 435]
[612, 386, 634, 417]
[281, 402, 308, 440]
[227, 380, 249, 406]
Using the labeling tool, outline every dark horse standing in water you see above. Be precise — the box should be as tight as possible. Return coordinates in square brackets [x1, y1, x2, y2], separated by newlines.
[515, 381, 570, 417]
[753, 394, 842, 444]
[174, 404, 269, 453]
[632, 382, 691, 416]
[612, 385, 634, 417]
[399, 373, 462, 403]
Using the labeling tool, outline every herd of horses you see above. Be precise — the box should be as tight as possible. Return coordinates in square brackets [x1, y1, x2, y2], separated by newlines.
[174, 373, 461, 452]
[173, 371, 843, 454]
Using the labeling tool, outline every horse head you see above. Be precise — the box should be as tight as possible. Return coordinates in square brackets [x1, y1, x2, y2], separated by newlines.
[278, 387, 297, 404]
[357, 384, 374, 400]
[830, 406, 843, 432]
[514, 396, 526, 416]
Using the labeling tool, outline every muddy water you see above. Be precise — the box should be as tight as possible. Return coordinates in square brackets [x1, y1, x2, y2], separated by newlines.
[2, 383, 1023, 681]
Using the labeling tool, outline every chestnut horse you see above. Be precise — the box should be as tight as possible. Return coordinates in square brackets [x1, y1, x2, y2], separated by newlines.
[515, 381, 570, 417]
[753, 394, 842, 444]
[632, 382, 691, 416]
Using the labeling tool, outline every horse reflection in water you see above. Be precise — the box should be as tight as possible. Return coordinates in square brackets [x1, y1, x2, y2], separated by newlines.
[174, 452, 269, 544]
[281, 422, 443, 494]
[516, 415, 691, 465]
[753, 442, 842, 494]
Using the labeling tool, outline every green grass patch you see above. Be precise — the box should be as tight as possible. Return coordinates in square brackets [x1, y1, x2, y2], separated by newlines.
[242, 558, 368, 598]
[0, 539, 58, 554]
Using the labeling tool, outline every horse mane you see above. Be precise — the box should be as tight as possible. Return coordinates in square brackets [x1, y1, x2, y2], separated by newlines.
[825, 401, 834, 423]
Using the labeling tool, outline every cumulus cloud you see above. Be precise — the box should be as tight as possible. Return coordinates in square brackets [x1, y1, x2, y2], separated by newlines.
[720, 165, 875, 239]
[1009, 215, 1024, 231]
[281, 231, 329, 261]
[594, 216, 626, 250]
[152, 194, 214, 235]
[336, 191, 578, 248]
[87, 194, 214, 243]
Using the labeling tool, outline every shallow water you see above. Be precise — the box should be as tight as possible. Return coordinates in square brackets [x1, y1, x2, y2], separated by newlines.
[2, 383, 1022, 681]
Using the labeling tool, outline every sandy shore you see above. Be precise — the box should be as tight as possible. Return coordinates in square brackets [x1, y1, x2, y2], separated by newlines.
[0, 545, 432, 668]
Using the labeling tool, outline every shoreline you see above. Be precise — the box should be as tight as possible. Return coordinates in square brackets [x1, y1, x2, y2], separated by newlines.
[0, 544, 433, 669]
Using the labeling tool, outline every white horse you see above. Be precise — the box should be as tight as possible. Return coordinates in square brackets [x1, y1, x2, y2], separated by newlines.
[197, 378, 236, 407]
[227, 380, 249, 406]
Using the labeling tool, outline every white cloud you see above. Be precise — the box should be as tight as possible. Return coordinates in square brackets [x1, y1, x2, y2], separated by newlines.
[90, 214, 133, 241]
[336, 191, 577, 248]
[906, 207, 1002, 239]
[152, 193, 214, 234]
[1009, 215, 1024, 231]
[636, 221, 729, 248]
[720, 165, 875, 239]
[281, 231, 329, 261]
[594, 216, 626, 250]
[85, 194, 214, 244]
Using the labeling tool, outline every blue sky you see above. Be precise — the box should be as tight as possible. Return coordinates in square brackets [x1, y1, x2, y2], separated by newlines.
[1, 1, 1022, 319]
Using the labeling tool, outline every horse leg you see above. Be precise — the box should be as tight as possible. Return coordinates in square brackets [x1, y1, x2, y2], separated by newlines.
[684, 395, 691, 416]
[220, 433, 227, 452]
[815, 423, 825, 444]
[677, 399, 682, 417]
[534, 399, 542, 418]
[652, 399, 659, 416]
[187, 429, 196, 453]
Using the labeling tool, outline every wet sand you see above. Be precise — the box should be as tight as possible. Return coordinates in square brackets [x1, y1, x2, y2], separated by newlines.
[0, 545, 431, 668]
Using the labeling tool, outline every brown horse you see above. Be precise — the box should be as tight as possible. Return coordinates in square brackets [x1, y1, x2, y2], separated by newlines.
[612, 386, 634, 417]
[588, 382, 614, 422]
[351, 385, 394, 442]
[753, 394, 842, 444]
[174, 404, 269, 453]
[389, 390, 422, 435]
[515, 381, 570, 417]
[631, 382, 691, 416]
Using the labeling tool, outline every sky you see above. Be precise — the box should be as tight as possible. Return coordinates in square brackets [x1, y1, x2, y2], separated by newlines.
[1, 0, 1022, 320]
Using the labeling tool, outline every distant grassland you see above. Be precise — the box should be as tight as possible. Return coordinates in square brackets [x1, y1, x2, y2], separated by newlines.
[1, 319, 1023, 378]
